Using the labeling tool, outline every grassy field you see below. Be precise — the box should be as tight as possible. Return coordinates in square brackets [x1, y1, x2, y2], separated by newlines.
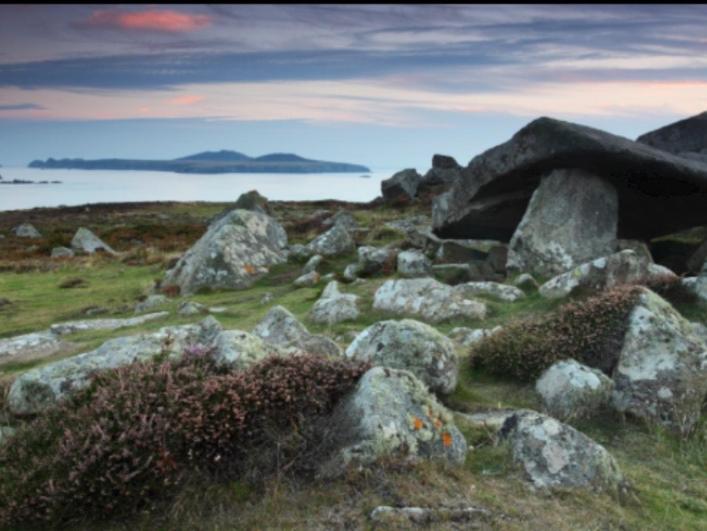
[0, 200, 705, 530]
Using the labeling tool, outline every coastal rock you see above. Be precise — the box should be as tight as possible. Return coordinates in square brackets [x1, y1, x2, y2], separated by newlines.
[538, 250, 677, 299]
[12, 223, 41, 239]
[309, 281, 359, 325]
[305, 222, 355, 257]
[500, 411, 625, 492]
[611, 287, 707, 434]
[50, 311, 169, 335]
[71, 227, 117, 255]
[381, 168, 422, 202]
[319, 367, 467, 477]
[163, 209, 288, 295]
[50, 246, 74, 258]
[536, 360, 614, 421]
[8, 318, 222, 415]
[345, 319, 458, 395]
[253, 305, 341, 357]
[455, 281, 525, 302]
[432, 117, 707, 241]
[396, 249, 432, 278]
[373, 278, 487, 323]
[506, 169, 618, 277]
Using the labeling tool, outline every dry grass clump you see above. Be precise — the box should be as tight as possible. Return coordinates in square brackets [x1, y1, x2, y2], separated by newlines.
[0, 353, 369, 528]
[470, 286, 641, 381]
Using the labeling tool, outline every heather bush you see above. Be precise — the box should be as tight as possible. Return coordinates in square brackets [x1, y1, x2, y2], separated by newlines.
[470, 286, 641, 381]
[0, 354, 369, 529]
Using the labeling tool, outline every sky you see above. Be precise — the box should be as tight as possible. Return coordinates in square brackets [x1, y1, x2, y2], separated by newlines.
[0, 4, 706, 169]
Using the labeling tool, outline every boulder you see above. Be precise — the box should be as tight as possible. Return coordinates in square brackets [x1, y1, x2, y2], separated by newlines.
[319, 367, 467, 477]
[420, 154, 463, 191]
[381, 168, 422, 202]
[433, 117, 707, 241]
[538, 250, 677, 299]
[431, 263, 478, 285]
[506, 169, 618, 277]
[302, 254, 322, 275]
[637, 111, 707, 159]
[309, 281, 360, 325]
[50, 312, 169, 335]
[211, 330, 274, 369]
[305, 222, 355, 257]
[373, 278, 487, 323]
[345, 319, 458, 394]
[343, 263, 360, 281]
[611, 287, 707, 434]
[12, 223, 41, 239]
[288, 243, 312, 261]
[435, 238, 503, 263]
[448, 326, 503, 348]
[71, 227, 116, 255]
[8, 318, 223, 415]
[455, 281, 525, 302]
[536, 360, 614, 421]
[50, 246, 74, 258]
[323, 210, 358, 231]
[134, 294, 169, 314]
[178, 301, 207, 316]
[499, 411, 626, 493]
[163, 209, 288, 295]
[397, 249, 432, 278]
[356, 245, 397, 276]
[293, 271, 320, 287]
[253, 305, 341, 357]
[234, 189, 271, 214]
[384, 215, 434, 249]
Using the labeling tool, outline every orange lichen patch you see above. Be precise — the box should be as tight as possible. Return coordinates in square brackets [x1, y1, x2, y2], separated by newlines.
[442, 432, 453, 448]
[412, 416, 425, 431]
[243, 263, 257, 275]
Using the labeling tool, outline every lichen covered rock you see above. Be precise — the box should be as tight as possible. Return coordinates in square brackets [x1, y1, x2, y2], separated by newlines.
[320, 367, 467, 477]
[253, 305, 341, 357]
[305, 222, 355, 257]
[71, 227, 117, 255]
[346, 319, 458, 394]
[455, 281, 525, 302]
[397, 249, 432, 278]
[309, 281, 360, 325]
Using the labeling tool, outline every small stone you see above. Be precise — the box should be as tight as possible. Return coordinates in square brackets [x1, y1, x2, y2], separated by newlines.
[71, 227, 116, 255]
[302, 254, 323, 275]
[51, 246, 75, 258]
[293, 270, 321, 287]
[178, 301, 207, 316]
[134, 294, 168, 314]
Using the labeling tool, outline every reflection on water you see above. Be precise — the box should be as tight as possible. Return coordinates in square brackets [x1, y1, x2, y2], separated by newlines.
[0, 167, 393, 211]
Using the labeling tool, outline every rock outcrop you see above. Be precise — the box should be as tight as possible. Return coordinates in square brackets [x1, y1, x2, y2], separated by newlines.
[163, 209, 288, 295]
[433, 117, 707, 241]
[637, 111, 707, 163]
[506, 169, 618, 277]
[373, 278, 487, 323]
[381, 169, 422, 202]
[345, 319, 458, 394]
[319, 367, 467, 477]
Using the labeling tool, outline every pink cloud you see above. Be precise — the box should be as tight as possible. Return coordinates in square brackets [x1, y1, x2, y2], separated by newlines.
[167, 94, 204, 105]
[86, 9, 211, 33]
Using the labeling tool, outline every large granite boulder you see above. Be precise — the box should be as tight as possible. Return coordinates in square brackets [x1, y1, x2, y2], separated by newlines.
[499, 411, 625, 493]
[538, 250, 677, 299]
[8, 318, 223, 415]
[71, 227, 117, 255]
[637, 111, 707, 162]
[433, 117, 707, 241]
[319, 367, 467, 477]
[163, 209, 287, 295]
[611, 287, 707, 434]
[381, 169, 422, 202]
[253, 305, 341, 357]
[309, 281, 360, 325]
[345, 319, 458, 394]
[373, 278, 487, 323]
[506, 169, 618, 277]
[536, 359, 614, 421]
[305, 222, 355, 257]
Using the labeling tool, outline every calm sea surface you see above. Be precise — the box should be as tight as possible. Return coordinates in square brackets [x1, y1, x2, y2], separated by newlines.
[0, 167, 394, 212]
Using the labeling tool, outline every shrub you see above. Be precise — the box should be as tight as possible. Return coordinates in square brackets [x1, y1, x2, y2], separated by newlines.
[0, 354, 369, 528]
[470, 286, 641, 381]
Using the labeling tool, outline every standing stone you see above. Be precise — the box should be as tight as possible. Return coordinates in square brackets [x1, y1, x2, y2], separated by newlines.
[163, 209, 287, 295]
[345, 319, 458, 394]
[71, 227, 117, 255]
[507, 169, 618, 278]
[611, 287, 707, 434]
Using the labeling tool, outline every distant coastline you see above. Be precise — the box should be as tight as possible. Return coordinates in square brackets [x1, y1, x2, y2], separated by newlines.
[28, 150, 370, 174]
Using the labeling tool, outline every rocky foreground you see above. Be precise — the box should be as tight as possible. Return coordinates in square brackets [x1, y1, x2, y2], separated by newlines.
[0, 113, 706, 529]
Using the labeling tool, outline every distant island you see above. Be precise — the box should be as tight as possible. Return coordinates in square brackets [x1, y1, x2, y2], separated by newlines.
[28, 150, 370, 174]
[0, 174, 61, 185]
